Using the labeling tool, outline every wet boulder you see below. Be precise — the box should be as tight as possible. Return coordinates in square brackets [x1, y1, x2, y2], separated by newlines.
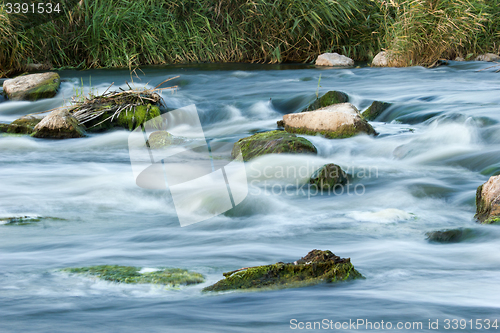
[475, 175, 500, 224]
[3, 72, 60, 101]
[475, 53, 500, 62]
[302, 91, 349, 112]
[282, 103, 377, 139]
[202, 250, 363, 292]
[61, 265, 204, 286]
[361, 101, 392, 121]
[315, 53, 354, 67]
[231, 130, 317, 162]
[32, 109, 86, 139]
[309, 163, 348, 191]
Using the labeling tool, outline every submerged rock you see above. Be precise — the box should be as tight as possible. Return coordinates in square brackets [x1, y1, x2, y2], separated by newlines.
[309, 163, 348, 190]
[302, 91, 349, 112]
[146, 131, 185, 149]
[62, 265, 204, 286]
[315, 53, 354, 67]
[426, 228, 479, 243]
[283, 103, 377, 139]
[32, 109, 86, 139]
[203, 250, 363, 292]
[361, 101, 392, 121]
[475, 53, 500, 62]
[3, 72, 60, 101]
[475, 175, 500, 224]
[0, 216, 66, 225]
[231, 130, 317, 162]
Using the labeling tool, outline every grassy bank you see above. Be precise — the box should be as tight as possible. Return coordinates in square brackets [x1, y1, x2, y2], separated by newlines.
[0, 0, 499, 77]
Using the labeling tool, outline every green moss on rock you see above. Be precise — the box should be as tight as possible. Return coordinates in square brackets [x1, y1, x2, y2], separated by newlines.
[361, 101, 392, 121]
[309, 163, 348, 190]
[231, 130, 317, 161]
[83, 104, 161, 132]
[302, 91, 349, 112]
[203, 250, 363, 292]
[62, 265, 205, 286]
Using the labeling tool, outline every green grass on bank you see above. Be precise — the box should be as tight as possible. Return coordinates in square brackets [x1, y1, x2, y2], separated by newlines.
[0, 0, 499, 77]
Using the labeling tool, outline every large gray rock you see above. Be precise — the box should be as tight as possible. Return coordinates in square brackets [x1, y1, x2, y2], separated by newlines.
[3, 72, 60, 101]
[282, 103, 377, 139]
[315, 53, 354, 67]
[475, 53, 500, 62]
[371, 51, 389, 67]
[32, 109, 86, 139]
[475, 175, 500, 224]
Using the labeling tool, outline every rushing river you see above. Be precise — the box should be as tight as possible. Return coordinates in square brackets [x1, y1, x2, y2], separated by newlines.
[1, 62, 500, 332]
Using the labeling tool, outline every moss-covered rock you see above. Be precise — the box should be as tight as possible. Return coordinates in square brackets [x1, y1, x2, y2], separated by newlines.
[0, 115, 44, 135]
[2, 72, 60, 101]
[302, 91, 349, 112]
[361, 101, 392, 121]
[83, 104, 161, 132]
[309, 163, 348, 190]
[62, 265, 205, 286]
[426, 228, 479, 243]
[146, 131, 186, 149]
[231, 130, 317, 162]
[203, 250, 362, 292]
[284, 103, 377, 139]
[32, 109, 86, 139]
[475, 175, 500, 224]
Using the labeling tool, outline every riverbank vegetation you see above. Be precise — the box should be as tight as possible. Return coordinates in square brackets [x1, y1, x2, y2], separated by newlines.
[1, 0, 499, 77]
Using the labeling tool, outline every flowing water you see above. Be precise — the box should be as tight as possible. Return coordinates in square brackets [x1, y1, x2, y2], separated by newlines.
[1, 62, 500, 332]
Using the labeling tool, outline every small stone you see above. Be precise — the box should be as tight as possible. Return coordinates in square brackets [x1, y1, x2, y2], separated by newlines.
[372, 51, 389, 67]
[475, 53, 500, 62]
[315, 53, 354, 67]
[309, 163, 348, 190]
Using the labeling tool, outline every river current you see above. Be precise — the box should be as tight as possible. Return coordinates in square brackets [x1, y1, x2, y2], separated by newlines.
[1, 62, 500, 332]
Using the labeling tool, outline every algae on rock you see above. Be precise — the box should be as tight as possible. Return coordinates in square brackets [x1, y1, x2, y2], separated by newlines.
[231, 130, 317, 162]
[309, 164, 348, 190]
[302, 91, 348, 112]
[361, 101, 392, 121]
[62, 265, 205, 286]
[203, 250, 363, 292]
